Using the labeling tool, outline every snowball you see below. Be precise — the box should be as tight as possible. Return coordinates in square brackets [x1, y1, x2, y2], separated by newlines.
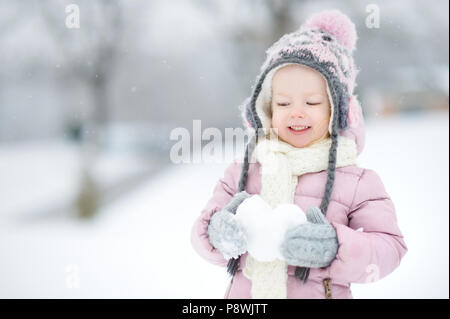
[235, 195, 308, 262]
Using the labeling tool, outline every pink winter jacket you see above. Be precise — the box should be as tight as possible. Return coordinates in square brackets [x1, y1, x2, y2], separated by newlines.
[190, 123, 408, 299]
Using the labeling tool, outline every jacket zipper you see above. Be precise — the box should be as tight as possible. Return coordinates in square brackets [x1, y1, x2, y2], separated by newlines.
[323, 278, 332, 299]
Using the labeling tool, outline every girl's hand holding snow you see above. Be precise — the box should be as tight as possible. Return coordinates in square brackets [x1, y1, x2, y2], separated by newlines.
[207, 191, 251, 260]
[280, 207, 339, 268]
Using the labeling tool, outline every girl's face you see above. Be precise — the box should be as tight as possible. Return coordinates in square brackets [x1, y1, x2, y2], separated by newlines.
[270, 64, 331, 148]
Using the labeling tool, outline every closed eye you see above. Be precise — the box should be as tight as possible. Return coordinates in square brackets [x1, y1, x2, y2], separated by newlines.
[277, 103, 290, 106]
[306, 102, 321, 105]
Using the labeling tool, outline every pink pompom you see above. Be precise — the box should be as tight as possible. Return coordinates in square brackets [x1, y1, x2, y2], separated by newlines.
[304, 10, 357, 51]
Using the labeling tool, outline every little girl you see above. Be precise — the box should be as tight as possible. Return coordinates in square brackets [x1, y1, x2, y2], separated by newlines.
[191, 10, 408, 299]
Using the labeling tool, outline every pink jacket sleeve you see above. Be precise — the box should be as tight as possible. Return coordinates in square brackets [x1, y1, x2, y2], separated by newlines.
[190, 160, 241, 267]
[327, 169, 408, 284]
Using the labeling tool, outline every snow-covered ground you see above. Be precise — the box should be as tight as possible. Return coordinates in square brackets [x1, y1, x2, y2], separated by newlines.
[0, 141, 153, 220]
[0, 111, 448, 298]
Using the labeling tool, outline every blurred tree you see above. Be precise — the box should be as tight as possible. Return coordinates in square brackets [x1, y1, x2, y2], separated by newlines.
[39, 0, 125, 219]
[39, 0, 124, 128]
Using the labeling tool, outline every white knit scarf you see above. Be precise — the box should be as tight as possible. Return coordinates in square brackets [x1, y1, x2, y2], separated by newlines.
[242, 134, 358, 299]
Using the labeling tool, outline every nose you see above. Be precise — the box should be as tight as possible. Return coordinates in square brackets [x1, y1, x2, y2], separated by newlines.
[290, 105, 307, 119]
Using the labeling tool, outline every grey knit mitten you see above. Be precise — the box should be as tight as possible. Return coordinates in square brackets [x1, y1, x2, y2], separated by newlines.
[280, 206, 339, 268]
[207, 191, 251, 260]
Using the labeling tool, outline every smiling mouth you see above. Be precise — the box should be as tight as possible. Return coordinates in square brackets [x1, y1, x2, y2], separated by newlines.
[289, 125, 311, 132]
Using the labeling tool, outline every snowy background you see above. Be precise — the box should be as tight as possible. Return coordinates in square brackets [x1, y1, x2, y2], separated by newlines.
[1, 112, 448, 299]
[0, 0, 448, 299]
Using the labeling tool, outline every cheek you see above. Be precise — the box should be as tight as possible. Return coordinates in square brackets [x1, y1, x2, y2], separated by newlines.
[311, 108, 330, 132]
[271, 110, 285, 128]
